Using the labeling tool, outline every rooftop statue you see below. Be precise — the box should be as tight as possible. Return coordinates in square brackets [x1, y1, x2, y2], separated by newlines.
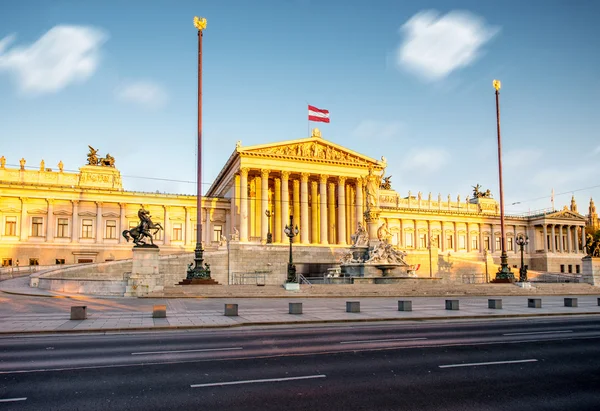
[87, 146, 116, 167]
[472, 184, 493, 199]
[122, 208, 164, 247]
[87, 146, 99, 166]
[380, 175, 392, 190]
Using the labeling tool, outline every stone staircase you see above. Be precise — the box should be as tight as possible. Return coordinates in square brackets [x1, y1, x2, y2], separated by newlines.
[147, 281, 599, 299]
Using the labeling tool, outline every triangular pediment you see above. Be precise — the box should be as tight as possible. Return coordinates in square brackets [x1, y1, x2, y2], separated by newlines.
[546, 209, 586, 220]
[27, 208, 48, 215]
[239, 137, 380, 166]
[78, 211, 97, 217]
[54, 209, 72, 216]
[0, 207, 21, 213]
[102, 212, 121, 218]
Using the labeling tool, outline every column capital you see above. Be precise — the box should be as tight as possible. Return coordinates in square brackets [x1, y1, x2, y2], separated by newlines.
[319, 175, 329, 184]
[71, 200, 79, 205]
[300, 172, 309, 183]
[119, 202, 127, 208]
[20, 197, 29, 203]
[274, 177, 281, 184]
[95, 201, 103, 207]
[281, 170, 290, 179]
[293, 179, 300, 189]
[328, 181, 335, 189]
[240, 167, 250, 177]
[355, 177, 364, 187]
[46, 199, 55, 205]
[260, 169, 270, 179]
[338, 176, 346, 185]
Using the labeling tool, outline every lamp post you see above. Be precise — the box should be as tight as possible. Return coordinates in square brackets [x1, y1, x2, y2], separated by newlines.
[284, 215, 299, 283]
[265, 210, 273, 244]
[187, 16, 211, 280]
[516, 234, 529, 282]
[493, 79, 514, 281]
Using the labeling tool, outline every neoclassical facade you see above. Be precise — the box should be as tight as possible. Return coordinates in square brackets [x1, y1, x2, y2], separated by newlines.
[0, 130, 589, 275]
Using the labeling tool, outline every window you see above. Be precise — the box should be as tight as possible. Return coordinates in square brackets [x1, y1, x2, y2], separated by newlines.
[405, 232, 414, 248]
[82, 219, 93, 238]
[576, 265, 580, 274]
[1, 258, 12, 267]
[560, 264, 565, 273]
[419, 233, 427, 249]
[55, 259, 65, 265]
[5, 216, 16, 236]
[459, 235, 466, 250]
[32, 217, 43, 237]
[563, 236, 567, 251]
[57, 218, 69, 237]
[446, 235, 453, 250]
[484, 236, 490, 251]
[495, 237, 501, 251]
[172, 223, 182, 241]
[472, 236, 479, 250]
[78, 259, 93, 264]
[568, 264, 573, 273]
[435, 234, 441, 249]
[105, 220, 117, 239]
[507, 237, 514, 252]
[213, 225, 223, 243]
[29, 258, 39, 266]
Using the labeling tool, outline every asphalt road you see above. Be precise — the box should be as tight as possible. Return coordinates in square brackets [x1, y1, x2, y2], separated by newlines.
[1, 316, 600, 410]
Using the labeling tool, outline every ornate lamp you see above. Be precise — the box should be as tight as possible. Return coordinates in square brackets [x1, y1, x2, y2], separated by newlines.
[515, 234, 529, 282]
[284, 215, 299, 282]
[265, 210, 273, 244]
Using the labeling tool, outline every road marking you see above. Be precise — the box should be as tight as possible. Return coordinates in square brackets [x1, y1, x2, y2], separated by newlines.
[503, 330, 573, 336]
[0, 398, 27, 403]
[340, 337, 427, 344]
[191, 374, 326, 388]
[439, 359, 538, 369]
[132, 347, 242, 355]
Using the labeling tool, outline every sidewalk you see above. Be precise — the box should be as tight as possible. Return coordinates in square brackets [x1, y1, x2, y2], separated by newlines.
[1, 277, 599, 335]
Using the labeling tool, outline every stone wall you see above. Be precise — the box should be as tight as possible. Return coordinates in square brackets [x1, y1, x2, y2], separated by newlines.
[582, 257, 600, 285]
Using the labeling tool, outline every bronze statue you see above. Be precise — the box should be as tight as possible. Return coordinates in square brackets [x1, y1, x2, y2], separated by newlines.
[88, 146, 116, 167]
[472, 184, 493, 199]
[99, 153, 115, 167]
[380, 175, 392, 190]
[586, 233, 600, 257]
[122, 208, 164, 247]
[87, 146, 99, 165]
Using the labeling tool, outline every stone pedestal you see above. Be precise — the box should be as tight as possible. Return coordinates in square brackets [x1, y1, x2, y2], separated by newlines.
[363, 209, 380, 243]
[124, 246, 163, 297]
[582, 256, 600, 286]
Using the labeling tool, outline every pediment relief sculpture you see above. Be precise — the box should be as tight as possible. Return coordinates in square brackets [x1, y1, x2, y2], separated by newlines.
[244, 141, 372, 165]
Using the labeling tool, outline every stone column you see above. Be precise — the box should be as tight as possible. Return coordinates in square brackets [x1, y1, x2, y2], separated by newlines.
[274, 178, 281, 243]
[440, 222, 446, 252]
[328, 182, 336, 244]
[19, 198, 28, 241]
[346, 183, 352, 244]
[281, 171, 289, 242]
[119, 203, 127, 244]
[71, 200, 79, 243]
[311, 180, 318, 244]
[399, 219, 404, 247]
[46, 199, 54, 242]
[414, 220, 419, 249]
[355, 178, 363, 229]
[543, 224, 548, 252]
[260, 169, 270, 243]
[240, 168, 249, 242]
[95, 202, 103, 243]
[479, 224, 484, 253]
[453, 222, 458, 252]
[300, 173, 309, 244]
[558, 225, 563, 253]
[293, 179, 300, 243]
[550, 224, 555, 253]
[233, 173, 240, 236]
[490, 224, 496, 253]
[184, 206, 191, 246]
[528, 225, 536, 253]
[567, 225, 572, 253]
[581, 226, 586, 254]
[466, 224, 471, 252]
[319, 175, 329, 245]
[163, 206, 170, 246]
[337, 176, 347, 245]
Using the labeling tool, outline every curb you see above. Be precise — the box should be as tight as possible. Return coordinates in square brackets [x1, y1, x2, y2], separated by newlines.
[1, 312, 599, 336]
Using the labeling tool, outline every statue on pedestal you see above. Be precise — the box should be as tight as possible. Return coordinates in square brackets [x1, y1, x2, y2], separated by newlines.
[122, 208, 164, 247]
[350, 222, 369, 247]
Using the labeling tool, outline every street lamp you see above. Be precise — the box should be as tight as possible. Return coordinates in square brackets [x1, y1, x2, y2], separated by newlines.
[516, 234, 529, 282]
[284, 215, 299, 283]
[265, 209, 273, 244]
[493, 79, 514, 281]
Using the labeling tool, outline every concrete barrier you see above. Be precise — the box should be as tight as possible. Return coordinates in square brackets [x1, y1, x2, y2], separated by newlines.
[488, 299, 503, 309]
[289, 302, 303, 314]
[152, 304, 167, 318]
[564, 298, 578, 307]
[528, 298, 542, 308]
[70, 306, 87, 320]
[346, 301, 360, 313]
[445, 300, 459, 310]
[398, 300, 412, 312]
[224, 303, 238, 316]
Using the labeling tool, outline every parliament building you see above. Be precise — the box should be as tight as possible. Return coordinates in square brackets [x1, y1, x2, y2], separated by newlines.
[0, 129, 590, 280]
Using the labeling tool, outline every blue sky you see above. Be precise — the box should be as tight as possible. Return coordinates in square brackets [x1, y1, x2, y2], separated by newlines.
[0, 0, 599, 215]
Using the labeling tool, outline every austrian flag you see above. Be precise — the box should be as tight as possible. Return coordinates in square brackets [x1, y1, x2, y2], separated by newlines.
[308, 105, 330, 123]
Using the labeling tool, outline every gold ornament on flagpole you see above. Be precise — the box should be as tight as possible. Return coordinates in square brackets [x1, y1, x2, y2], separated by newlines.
[493, 79, 501, 91]
[193, 16, 207, 31]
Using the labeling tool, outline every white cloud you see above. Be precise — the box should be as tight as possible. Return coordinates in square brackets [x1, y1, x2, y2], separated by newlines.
[400, 147, 450, 174]
[396, 10, 500, 81]
[352, 120, 404, 141]
[0, 25, 107, 95]
[115, 81, 168, 109]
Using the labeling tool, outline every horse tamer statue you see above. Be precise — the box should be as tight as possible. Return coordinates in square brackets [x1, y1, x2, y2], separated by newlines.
[122, 208, 164, 247]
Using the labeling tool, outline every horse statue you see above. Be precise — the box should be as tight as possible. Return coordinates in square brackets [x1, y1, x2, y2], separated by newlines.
[122, 208, 164, 246]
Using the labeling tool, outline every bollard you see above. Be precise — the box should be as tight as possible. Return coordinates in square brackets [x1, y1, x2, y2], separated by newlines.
[398, 300, 412, 312]
[445, 300, 459, 310]
[70, 306, 87, 320]
[488, 299, 503, 309]
[597, 297, 600, 306]
[564, 298, 578, 307]
[289, 302, 303, 315]
[346, 301, 360, 313]
[152, 304, 167, 318]
[528, 298, 542, 308]
[224, 303, 238, 316]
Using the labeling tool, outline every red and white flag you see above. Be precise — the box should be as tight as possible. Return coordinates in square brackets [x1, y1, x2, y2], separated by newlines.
[308, 105, 330, 123]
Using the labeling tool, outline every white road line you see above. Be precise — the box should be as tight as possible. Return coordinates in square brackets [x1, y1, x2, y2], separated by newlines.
[340, 337, 427, 344]
[439, 359, 538, 369]
[503, 330, 573, 336]
[0, 398, 27, 403]
[132, 347, 242, 355]
[191, 374, 326, 388]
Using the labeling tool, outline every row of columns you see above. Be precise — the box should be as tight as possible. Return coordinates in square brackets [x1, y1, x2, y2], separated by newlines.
[541, 223, 585, 254]
[237, 169, 363, 245]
